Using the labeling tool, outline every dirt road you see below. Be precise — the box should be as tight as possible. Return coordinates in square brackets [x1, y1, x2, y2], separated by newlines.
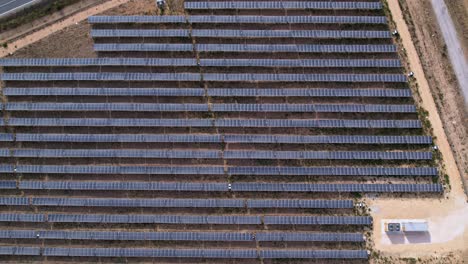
[0, 0, 130, 58]
[431, 0, 468, 107]
[369, 0, 467, 258]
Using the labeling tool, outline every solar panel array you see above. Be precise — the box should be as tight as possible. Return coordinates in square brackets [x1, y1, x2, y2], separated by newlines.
[0, 181, 444, 193]
[0, 247, 369, 259]
[0, 133, 432, 144]
[94, 43, 397, 52]
[0, 165, 437, 176]
[0, 149, 431, 160]
[184, 2, 382, 10]
[88, 15, 387, 24]
[0, 1, 442, 261]
[0, 230, 364, 242]
[0, 213, 371, 225]
[1, 73, 407, 82]
[4, 118, 423, 128]
[3, 87, 412, 97]
[5, 103, 415, 113]
[0, 58, 401, 68]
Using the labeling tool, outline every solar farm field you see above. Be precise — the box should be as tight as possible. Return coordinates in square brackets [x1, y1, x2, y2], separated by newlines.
[0, 0, 443, 262]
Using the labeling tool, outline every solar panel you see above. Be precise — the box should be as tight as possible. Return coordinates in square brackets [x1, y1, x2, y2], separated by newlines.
[47, 214, 261, 224]
[11, 165, 225, 174]
[200, 59, 401, 68]
[0, 58, 197, 67]
[202, 73, 406, 82]
[188, 15, 387, 24]
[0, 247, 40, 256]
[15, 133, 222, 143]
[5, 118, 422, 128]
[10, 149, 222, 159]
[6, 103, 415, 112]
[223, 135, 432, 144]
[88, 16, 186, 23]
[260, 250, 368, 259]
[228, 166, 437, 176]
[0, 197, 29, 206]
[0, 181, 16, 189]
[1, 73, 201, 81]
[2, 230, 253, 241]
[1, 165, 437, 175]
[91, 29, 190, 37]
[0, 214, 45, 222]
[223, 151, 431, 160]
[185, 2, 382, 10]
[31, 198, 245, 208]
[191, 30, 390, 39]
[33, 231, 364, 242]
[4, 88, 412, 97]
[43, 248, 259, 258]
[0, 133, 14, 141]
[94, 43, 194, 51]
[255, 232, 364, 242]
[264, 216, 372, 225]
[231, 183, 443, 193]
[19, 181, 227, 191]
[94, 44, 396, 53]
[9, 134, 430, 144]
[4, 87, 206, 96]
[246, 200, 353, 208]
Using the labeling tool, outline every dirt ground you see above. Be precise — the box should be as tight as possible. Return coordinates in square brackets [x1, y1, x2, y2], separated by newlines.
[444, 0, 468, 59]
[398, 0, 468, 192]
[368, 1, 468, 262]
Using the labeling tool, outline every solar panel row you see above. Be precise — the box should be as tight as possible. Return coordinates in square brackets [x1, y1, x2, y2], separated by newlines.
[0, 230, 364, 242]
[0, 197, 352, 208]
[91, 29, 189, 37]
[188, 15, 387, 24]
[0, 213, 372, 225]
[0, 181, 444, 192]
[0, 165, 437, 175]
[94, 43, 397, 53]
[88, 15, 186, 23]
[0, 58, 198, 66]
[191, 29, 390, 39]
[0, 58, 401, 68]
[1, 73, 407, 82]
[0, 149, 431, 160]
[3, 88, 412, 97]
[4, 119, 422, 128]
[88, 15, 387, 24]
[184, 2, 382, 10]
[0, 133, 432, 144]
[5, 103, 416, 113]
[90, 29, 389, 39]
[0, 247, 369, 259]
